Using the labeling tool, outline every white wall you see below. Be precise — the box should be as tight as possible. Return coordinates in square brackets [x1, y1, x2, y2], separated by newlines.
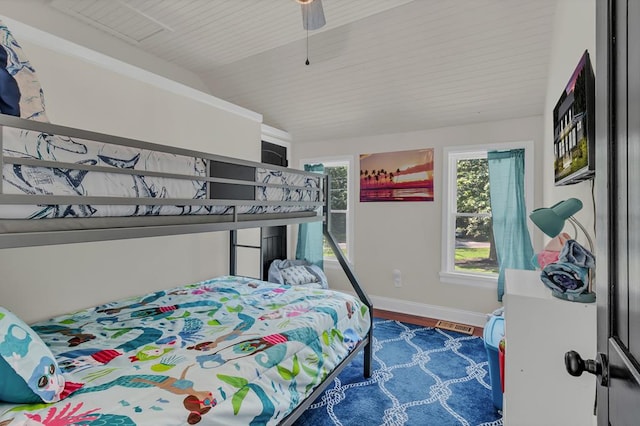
[537, 2, 597, 409]
[292, 0, 597, 325]
[541, 0, 596, 250]
[0, 18, 262, 323]
[293, 116, 544, 324]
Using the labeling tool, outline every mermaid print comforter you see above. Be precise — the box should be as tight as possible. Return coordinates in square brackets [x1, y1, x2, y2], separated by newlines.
[0, 276, 370, 425]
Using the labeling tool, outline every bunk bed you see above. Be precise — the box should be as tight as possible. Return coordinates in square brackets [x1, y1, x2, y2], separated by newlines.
[0, 114, 373, 426]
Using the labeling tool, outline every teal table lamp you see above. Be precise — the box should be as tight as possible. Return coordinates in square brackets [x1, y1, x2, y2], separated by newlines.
[529, 198, 595, 303]
[529, 198, 593, 252]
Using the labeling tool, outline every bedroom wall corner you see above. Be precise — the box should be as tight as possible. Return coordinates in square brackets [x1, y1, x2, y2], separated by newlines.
[292, 116, 544, 321]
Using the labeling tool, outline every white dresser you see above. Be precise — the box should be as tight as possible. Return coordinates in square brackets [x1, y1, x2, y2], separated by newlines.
[503, 269, 597, 426]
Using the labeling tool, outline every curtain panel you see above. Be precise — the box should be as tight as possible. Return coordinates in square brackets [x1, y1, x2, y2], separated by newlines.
[296, 163, 325, 268]
[488, 149, 534, 301]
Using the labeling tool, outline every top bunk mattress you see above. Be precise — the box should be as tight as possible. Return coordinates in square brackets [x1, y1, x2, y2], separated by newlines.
[0, 275, 371, 425]
[0, 115, 325, 246]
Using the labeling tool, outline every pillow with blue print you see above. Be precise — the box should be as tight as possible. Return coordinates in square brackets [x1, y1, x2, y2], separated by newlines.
[0, 20, 49, 122]
[0, 307, 65, 403]
[280, 265, 319, 286]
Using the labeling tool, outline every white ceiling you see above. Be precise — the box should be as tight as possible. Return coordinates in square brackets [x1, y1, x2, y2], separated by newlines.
[46, 0, 558, 143]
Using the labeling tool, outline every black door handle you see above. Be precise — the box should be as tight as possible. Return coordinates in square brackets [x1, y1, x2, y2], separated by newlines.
[564, 350, 608, 387]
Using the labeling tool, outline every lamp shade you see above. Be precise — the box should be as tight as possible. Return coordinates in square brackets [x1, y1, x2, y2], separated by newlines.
[529, 198, 583, 238]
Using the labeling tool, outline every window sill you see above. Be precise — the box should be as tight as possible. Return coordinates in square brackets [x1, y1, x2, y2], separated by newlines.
[323, 258, 354, 270]
[439, 271, 498, 289]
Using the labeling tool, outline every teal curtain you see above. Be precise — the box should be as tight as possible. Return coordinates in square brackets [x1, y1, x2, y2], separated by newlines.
[296, 163, 325, 268]
[488, 149, 534, 301]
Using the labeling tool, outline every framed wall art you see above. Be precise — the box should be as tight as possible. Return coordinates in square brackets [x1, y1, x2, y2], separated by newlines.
[360, 148, 434, 202]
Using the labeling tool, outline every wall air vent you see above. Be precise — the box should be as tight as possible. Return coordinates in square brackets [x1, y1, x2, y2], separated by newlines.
[51, 0, 173, 44]
[435, 320, 475, 335]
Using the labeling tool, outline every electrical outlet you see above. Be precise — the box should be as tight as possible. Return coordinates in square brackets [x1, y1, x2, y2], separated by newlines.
[393, 269, 402, 287]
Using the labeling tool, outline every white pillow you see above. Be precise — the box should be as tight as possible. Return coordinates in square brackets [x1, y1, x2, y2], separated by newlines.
[280, 266, 318, 286]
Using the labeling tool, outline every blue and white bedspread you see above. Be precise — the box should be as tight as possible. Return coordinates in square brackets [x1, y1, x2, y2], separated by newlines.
[0, 276, 370, 425]
[1, 126, 321, 219]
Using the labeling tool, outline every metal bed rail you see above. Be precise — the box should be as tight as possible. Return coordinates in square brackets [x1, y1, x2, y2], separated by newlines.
[278, 173, 374, 425]
[0, 114, 324, 248]
[322, 173, 373, 378]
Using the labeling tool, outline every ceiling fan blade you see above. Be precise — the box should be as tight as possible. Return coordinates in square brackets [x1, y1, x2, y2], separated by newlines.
[301, 0, 326, 31]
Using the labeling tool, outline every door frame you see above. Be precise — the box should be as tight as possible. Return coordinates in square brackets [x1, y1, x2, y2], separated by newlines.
[260, 129, 292, 278]
[595, 0, 611, 422]
[595, 0, 616, 422]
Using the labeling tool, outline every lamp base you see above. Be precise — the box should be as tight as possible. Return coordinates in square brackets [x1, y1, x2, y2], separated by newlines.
[551, 290, 596, 303]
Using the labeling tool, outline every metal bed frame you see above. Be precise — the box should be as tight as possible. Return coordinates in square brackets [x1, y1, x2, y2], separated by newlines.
[0, 113, 373, 425]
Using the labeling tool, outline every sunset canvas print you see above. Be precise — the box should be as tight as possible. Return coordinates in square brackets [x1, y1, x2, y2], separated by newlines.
[360, 148, 434, 202]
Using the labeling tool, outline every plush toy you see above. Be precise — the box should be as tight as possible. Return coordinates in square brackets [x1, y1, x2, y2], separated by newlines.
[531, 232, 571, 269]
[540, 239, 596, 303]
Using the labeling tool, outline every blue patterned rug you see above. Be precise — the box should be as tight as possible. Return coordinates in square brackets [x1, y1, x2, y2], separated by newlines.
[293, 318, 503, 426]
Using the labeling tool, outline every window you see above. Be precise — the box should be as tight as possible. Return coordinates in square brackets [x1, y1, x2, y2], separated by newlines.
[301, 157, 353, 264]
[453, 153, 497, 275]
[441, 142, 533, 287]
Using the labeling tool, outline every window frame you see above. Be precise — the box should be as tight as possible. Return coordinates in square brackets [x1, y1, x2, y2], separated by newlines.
[299, 155, 354, 267]
[440, 141, 534, 288]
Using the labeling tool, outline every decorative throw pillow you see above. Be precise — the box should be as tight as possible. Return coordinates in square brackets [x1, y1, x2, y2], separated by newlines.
[280, 265, 318, 286]
[0, 307, 65, 403]
[0, 20, 49, 122]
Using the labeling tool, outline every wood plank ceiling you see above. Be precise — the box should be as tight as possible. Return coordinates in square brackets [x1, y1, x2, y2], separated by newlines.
[49, 0, 558, 143]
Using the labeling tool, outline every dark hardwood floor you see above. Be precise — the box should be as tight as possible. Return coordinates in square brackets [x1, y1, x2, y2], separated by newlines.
[373, 308, 484, 338]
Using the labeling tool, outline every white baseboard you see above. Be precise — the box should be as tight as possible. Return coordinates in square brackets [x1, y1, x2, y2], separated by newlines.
[370, 294, 489, 328]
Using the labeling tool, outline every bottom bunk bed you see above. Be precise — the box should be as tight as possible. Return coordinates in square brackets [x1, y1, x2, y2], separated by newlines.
[0, 114, 373, 425]
[0, 275, 371, 425]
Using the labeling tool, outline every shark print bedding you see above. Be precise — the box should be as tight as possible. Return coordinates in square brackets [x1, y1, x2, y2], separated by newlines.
[0, 276, 370, 425]
[1, 126, 321, 219]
